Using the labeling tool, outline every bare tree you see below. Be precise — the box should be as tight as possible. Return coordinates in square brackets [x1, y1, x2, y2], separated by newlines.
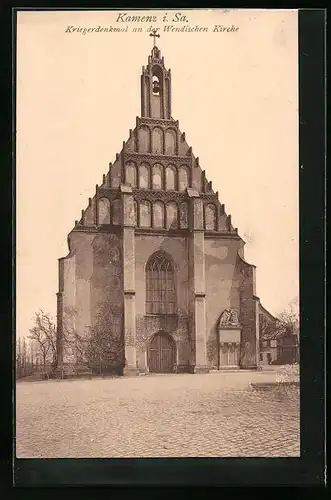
[16, 337, 22, 378]
[28, 310, 57, 370]
[259, 298, 299, 342]
[259, 314, 277, 342]
[16, 336, 35, 379]
[59, 306, 91, 368]
[273, 298, 300, 364]
[276, 298, 299, 339]
[85, 301, 124, 375]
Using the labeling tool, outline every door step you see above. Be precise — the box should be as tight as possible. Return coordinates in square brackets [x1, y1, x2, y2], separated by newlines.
[210, 368, 256, 373]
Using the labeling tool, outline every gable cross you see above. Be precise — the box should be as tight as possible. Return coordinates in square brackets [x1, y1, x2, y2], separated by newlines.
[149, 28, 160, 47]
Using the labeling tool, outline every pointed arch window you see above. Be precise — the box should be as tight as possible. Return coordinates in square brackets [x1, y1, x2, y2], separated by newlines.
[179, 202, 188, 229]
[165, 165, 176, 191]
[139, 200, 152, 227]
[205, 203, 217, 231]
[165, 129, 177, 155]
[146, 253, 176, 315]
[153, 201, 165, 228]
[139, 163, 150, 189]
[152, 127, 163, 154]
[138, 126, 150, 153]
[178, 166, 189, 191]
[98, 198, 111, 225]
[166, 202, 178, 229]
[125, 161, 137, 187]
[112, 199, 121, 225]
[152, 163, 163, 190]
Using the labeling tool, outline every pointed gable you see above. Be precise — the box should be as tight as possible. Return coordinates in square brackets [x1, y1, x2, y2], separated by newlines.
[73, 44, 239, 238]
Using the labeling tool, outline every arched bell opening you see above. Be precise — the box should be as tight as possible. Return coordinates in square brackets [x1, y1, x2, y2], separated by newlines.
[152, 75, 160, 96]
[152, 65, 163, 93]
[147, 331, 176, 373]
[151, 65, 164, 118]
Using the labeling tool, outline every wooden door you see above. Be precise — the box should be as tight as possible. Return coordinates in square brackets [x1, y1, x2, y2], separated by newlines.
[148, 333, 175, 373]
[220, 343, 240, 367]
[228, 344, 235, 365]
[220, 344, 229, 367]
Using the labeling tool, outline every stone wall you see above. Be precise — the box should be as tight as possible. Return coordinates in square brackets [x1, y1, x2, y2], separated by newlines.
[57, 230, 123, 366]
[237, 253, 259, 369]
[204, 238, 242, 368]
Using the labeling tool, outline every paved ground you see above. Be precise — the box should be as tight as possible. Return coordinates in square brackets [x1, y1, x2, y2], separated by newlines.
[16, 369, 300, 458]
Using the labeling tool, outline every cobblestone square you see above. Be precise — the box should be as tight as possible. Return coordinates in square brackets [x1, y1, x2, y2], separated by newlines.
[16, 369, 300, 458]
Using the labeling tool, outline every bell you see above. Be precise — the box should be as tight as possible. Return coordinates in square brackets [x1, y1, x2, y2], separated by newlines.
[153, 81, 160, 94]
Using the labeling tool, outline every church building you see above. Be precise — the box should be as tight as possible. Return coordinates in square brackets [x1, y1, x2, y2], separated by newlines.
[56, 39, 269, 375]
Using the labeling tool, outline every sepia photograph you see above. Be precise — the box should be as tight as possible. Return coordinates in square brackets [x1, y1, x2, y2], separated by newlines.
[15, 9, 300, 460]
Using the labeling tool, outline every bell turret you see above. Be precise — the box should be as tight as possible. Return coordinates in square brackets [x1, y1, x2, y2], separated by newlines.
[140, 31, 172, 119]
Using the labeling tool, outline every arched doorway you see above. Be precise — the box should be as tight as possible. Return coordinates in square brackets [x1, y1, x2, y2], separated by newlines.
[148, 332, 176, 373]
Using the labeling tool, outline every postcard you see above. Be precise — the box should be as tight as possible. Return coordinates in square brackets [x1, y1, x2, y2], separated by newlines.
[15, 9, 300, 461]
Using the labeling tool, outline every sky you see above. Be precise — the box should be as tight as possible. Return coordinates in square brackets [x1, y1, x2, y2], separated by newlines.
[16, 9, 299, 336]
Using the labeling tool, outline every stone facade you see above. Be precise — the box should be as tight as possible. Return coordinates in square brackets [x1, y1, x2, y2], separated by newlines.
[56, 45, 267, 374]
